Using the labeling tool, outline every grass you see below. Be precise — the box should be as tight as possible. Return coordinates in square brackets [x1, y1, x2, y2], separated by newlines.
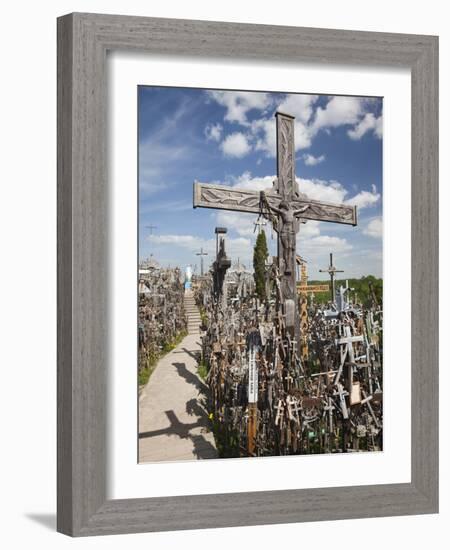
[197, 359, 208, 382]
[138, 355, 158, 387]
[138, 330, 188, 388]
[199, 306, 208, 327]
[211, 418, 241, 458]
[196, 357, 241, 458]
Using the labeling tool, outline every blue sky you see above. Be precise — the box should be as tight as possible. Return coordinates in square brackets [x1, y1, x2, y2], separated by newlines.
[139, 86, 383, 280]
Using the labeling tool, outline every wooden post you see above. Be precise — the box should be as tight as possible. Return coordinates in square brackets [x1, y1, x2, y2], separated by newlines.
[247, 331, 260, 456]
[247, 403, 257, 456]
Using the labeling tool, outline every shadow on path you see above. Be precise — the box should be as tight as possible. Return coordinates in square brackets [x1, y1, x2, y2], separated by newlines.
[172, 362, 207, 393]
[139, 409, 203, 440]
[172, 348, 200, 361]
[139, 407, 215, 459]
[191, 434, 217, 460]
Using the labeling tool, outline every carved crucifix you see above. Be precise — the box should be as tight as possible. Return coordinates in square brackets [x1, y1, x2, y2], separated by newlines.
[193, 111, 357, 338]
[319, 252, 344, 303]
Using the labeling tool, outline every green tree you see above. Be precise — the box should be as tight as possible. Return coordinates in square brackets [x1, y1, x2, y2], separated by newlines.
[253, 229, 269, 301]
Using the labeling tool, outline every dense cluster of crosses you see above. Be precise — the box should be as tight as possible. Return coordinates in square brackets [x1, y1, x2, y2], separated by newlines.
[138, 263, 187, 379]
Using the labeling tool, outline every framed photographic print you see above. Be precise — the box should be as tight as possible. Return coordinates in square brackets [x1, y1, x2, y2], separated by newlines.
[57, 13, 438, 536]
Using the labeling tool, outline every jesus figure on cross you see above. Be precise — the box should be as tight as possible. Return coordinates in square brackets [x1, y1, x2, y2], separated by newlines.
[260, 193, 310, 275]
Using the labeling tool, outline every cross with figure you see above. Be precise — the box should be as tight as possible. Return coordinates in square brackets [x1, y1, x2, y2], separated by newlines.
[193, 111, 358, 338]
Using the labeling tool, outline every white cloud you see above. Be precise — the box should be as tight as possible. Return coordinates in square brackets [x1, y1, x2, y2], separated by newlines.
[348, 113, 383, 140]
[301, 235, 353, 253]
[348, 187, 380, 209]
[298, 177, 347, 203]
[216, 211, 258, 237]
[312, 96, 363, 133]
[298, 220, 321, 238]
[294, 122, 314, 150]
[277, 94, 318, 124]
[207, 92, 382, 158]
[207, 90, 272, 125]
[208, 94, 319, 158]
[253, 117, 277, 156]
[229, 171, 275, 192]
[363, 217, 383, 238]
[299, 234, 354, 269]
[251, 100, 315, 157]
[253, 119, 312, 157]
[301, 177, 379, 209]
[204, 122, 223, 142]
[220, 132, 252, 158]
[302, 153, 325, 166]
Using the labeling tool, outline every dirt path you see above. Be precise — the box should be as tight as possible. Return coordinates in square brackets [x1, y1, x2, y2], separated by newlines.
[138, 291, 217, 462]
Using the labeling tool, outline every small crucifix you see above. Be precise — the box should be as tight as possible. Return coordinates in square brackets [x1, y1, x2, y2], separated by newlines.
[193, 112, 357, 339]
[145, 224, 157, 234]
[253, 218, 267, 234]
[319, 252, 344, 303]
[195, 247, 208, 276]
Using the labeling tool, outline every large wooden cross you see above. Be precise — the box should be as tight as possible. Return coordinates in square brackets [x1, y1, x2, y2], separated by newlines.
[193, 111, 357, 337]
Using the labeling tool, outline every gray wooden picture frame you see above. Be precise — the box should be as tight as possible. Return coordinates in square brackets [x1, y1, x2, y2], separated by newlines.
[57, 12, 439, 537]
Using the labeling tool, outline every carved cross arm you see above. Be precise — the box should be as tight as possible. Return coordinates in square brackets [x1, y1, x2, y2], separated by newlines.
[194, 182, 357, 226]
[291, 198, 357, 226]
[193, 182, 264, 214]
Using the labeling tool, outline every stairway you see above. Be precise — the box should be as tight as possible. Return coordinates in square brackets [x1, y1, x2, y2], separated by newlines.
[184, 290, 201, 334]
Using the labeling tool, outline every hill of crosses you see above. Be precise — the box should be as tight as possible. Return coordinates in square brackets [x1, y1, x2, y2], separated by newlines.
[138, 112, 383, 459]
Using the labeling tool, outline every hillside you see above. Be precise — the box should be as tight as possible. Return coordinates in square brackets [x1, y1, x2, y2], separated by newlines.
[306, 275, 382, 307]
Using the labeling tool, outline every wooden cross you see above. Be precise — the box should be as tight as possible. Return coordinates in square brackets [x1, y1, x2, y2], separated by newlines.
[319, 252, 344, 303]
[195, 247, 208, 276]
[145, 224, 157, 234]
[193, 112, 357, 337]
[253, 218, 267, 234]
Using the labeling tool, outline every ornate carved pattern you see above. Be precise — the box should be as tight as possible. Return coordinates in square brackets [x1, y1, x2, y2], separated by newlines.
[202, 187, 260, 209]
[291, 199, 356, 225]
[277, 114, 296, 200]
[194, 183, 356, 225]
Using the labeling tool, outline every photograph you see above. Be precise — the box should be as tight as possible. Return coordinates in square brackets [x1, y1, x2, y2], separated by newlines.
[137, 86, 383, 462]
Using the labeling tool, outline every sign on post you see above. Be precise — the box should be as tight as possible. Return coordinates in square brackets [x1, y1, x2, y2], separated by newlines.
[248, 345, 258, 403]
